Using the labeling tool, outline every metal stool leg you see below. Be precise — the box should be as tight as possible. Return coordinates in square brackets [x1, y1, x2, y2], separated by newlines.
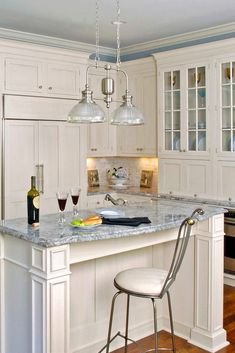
[167, 291, 176, 353]
[151, 298, 158, 353]
[106, 291, 122, 353]
[124, 294, 130, 353]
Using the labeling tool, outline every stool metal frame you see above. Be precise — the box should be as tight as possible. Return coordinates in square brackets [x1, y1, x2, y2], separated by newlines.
[99, 208, 204, 353]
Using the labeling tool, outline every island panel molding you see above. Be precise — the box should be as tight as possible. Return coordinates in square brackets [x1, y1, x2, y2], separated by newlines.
[30, 244, 71, 353]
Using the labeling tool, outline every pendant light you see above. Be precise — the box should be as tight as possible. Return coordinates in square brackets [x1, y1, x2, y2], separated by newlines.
[67, 0, 144, 126]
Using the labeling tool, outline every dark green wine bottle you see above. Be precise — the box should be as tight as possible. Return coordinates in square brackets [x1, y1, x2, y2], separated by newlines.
[27, 176, 40, 225]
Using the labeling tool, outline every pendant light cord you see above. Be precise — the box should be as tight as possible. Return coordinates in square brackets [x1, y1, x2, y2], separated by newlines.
[95, 0, 100, 65]
[116, 0, 121, 69]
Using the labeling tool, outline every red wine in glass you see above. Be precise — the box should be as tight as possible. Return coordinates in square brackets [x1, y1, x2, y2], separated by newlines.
[58, 198, 67, 211]
[71, 195, 79, 206]
[56, 191, 68, 224]
[70, 187, 81, 218]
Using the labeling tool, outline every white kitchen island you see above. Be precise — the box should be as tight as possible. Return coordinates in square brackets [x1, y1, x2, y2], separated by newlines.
[0, 200, 228, 353]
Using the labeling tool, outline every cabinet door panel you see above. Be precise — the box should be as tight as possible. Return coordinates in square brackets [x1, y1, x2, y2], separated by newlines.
[117, 72, 156, 156]
[39, 122, 60, 215]
[158, 159, 182, 194]
[217, 161, 235, 202]
[4, 120, 39, 219]
[183, 161, 213, 198]
[4, 57, 43, 93]
[47, 63, 79, 96]
[59, 123, 82, 210]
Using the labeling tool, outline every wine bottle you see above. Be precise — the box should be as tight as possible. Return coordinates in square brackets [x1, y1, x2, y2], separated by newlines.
[27, 176, 40, 225]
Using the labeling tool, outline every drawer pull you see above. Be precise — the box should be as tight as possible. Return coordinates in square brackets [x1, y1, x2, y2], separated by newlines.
[38, 85, 42, 89]
[91, 148, 97, 151]
[48, 86, 52, 90]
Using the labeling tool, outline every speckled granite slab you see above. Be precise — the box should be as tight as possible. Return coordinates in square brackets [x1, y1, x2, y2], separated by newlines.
[0, 200, 226, 248]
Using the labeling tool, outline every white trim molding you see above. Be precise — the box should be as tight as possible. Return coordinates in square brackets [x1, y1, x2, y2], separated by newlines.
[0, 23, 234, 59]
[0, 27, 115, 57]
[121, 22, 235, 56]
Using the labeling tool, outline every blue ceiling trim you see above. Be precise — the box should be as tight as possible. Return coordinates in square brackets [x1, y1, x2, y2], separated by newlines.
[90, 32, 235, 63]
[121, 32, 235, 62]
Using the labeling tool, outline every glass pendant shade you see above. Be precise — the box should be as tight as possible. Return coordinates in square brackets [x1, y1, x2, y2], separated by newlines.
[68, 85, 106, 123]
[111, 92, 144, 125]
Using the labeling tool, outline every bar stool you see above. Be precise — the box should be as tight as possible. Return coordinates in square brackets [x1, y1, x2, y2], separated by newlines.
[100, 208, 204, 353]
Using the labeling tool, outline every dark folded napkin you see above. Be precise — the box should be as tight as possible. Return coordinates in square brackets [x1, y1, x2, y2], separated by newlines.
[102, 217, 151, 227]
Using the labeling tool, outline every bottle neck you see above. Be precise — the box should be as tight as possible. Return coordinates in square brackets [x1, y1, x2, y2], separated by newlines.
[31, 176, 36, 189]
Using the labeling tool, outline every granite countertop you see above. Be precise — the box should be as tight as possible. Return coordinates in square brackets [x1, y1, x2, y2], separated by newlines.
[88, 186, 235, 209]
[0, 200, 226, 248]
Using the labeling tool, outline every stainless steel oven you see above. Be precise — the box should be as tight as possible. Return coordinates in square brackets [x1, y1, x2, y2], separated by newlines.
[224, 209, 235, 274]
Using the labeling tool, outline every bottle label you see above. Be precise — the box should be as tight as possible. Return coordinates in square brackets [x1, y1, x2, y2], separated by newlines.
[33, 196, 40, 209]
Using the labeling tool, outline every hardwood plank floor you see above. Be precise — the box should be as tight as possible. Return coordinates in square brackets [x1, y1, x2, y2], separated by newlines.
[111, 285, 235, 353]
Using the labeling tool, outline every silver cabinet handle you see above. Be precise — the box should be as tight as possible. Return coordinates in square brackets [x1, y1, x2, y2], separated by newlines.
[36, 164, 44, 194]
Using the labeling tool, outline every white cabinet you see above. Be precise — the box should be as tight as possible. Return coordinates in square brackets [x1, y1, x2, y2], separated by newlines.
[158, 158, 214, 199]
[4, 120, 86, 219]
[4, 56, 80, 98]
[156, 61, 210, 159]
[215, 56, 235, 156]
[117, 58, 157, 156]
[217, 161, 235, 202]
[87, 71, 117, 157]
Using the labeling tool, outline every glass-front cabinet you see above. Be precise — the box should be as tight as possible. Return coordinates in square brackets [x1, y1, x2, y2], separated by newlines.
[161, 64, 208, 156]
[164, 70, 181, 151]
[187, 66, 206, 151]
[220, 61, 235, 152]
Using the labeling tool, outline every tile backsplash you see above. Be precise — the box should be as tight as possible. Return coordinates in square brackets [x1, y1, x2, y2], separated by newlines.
[87, 157, 158, 189]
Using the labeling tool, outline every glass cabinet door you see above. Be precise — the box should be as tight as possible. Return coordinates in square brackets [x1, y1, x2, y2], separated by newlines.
[187, 66, 206, 151]
[221, 61, 235, 152]
[164, 70, 181, 151]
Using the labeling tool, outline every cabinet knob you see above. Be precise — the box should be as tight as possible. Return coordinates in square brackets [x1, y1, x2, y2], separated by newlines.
[38, 85, 42, 89]
[91, 148, 97, 151]
[48, 86, 52, 90]
[229, 197, 232, 202]
[97, 201, 100, 205]
[194, 194, 197, 198]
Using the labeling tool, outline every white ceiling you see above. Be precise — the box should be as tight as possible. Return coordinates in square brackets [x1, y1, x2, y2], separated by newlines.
[0, 0, 234, 49]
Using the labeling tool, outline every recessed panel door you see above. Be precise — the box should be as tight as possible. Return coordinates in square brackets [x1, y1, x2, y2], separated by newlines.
[4, 120, 39, 218]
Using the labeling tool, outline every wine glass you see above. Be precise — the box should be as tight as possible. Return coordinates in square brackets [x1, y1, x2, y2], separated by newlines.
[70, 187, 81, 218]
[56, 191, 69, 224]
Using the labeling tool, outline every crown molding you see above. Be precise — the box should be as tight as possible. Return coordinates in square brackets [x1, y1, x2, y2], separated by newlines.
[121, 22, 235, 55]
[0, 27, 116, 57]
[0, 22, 234, 60]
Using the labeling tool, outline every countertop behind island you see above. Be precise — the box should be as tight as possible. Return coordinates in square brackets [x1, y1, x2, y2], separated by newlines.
[0, 199, 226, 248]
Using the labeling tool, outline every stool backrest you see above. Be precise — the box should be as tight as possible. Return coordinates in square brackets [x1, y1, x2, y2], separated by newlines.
[160, 208, 204, 297]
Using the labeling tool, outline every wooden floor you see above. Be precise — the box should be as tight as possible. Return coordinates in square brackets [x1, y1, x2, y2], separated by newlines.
[111, 285, 235, 353]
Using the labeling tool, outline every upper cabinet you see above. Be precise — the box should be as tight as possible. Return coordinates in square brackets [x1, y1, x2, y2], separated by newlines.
[215, 57, 235, 157]
[4, 56, 81, 98]
[158, 62, 210, 159]
[117, 58, 157, 157]
[87, 69, 117, 157]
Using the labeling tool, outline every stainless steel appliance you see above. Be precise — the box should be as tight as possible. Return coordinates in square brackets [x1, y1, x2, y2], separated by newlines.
[224, 209, 235, 274]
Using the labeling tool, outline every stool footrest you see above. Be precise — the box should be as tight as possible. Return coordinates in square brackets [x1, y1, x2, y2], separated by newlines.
[98, 331, 141, 353]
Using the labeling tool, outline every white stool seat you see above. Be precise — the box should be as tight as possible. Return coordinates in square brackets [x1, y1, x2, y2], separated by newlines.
[115, 267, 168, 296]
